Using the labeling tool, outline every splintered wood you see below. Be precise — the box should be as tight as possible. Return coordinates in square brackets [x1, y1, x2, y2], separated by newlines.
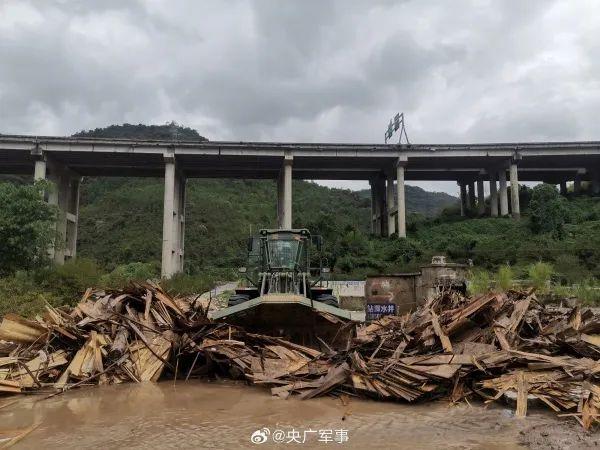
[0, 282, 203, 393]
[0, 285, 599, 431]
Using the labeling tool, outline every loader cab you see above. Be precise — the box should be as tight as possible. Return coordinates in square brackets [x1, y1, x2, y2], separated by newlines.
[211, 228, 365, 346]
[228, 229, 336, 304]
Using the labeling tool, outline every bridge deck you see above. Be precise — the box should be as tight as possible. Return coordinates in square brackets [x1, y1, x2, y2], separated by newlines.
[1, 134, 599, 181]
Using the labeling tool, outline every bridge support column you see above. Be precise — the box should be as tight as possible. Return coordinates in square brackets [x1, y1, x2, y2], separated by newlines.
[509, 163, 520, 219]
[592, 170, 600, 195]
[34, 157, 47, 181]
[369, 179, 377, 234]
[386, 172, 395, 236]
[467, 182, 476, 211]
[369, 176, 386, 236]
[559, 180, 568, 196]
[574, 169, 585, 194]
[459, 182, 467, 217]
[161, 156, 186, 278]
[396, 164, 406, 238]
[378, 176, 386, 236]
[498, 169, 509, 217]
[477, 176, 485, 216]
[277, 156, 293, 229]
[489, 171, 498, 217]
[42, 160, 80, 265]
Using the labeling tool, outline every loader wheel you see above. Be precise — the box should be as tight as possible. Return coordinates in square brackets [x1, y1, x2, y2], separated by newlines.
[316, 294, 338, 307]
[228, 294, 250, 307]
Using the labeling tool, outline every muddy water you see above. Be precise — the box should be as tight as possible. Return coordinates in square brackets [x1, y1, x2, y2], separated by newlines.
[0, 381, 596, 449]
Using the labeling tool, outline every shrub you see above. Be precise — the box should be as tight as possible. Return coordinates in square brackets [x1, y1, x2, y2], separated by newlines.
[386, 238, 422, 264]
[0, 273, 61, 317]
[528, 262, 554, 293]
[528, 184, 567, 238]
[101, 262, 159, 288]
[573, 278, 600, 306]
[496, 265, 514, 292]
[0, 181, 56, 275]
[468, 269, 491, 296]
[162, 273, 219, 296]
[34, 258, 102, 303]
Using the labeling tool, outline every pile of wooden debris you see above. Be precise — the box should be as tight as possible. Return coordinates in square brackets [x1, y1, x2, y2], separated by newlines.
[0, 285, 598, 431]
[0, 282, 210, 393]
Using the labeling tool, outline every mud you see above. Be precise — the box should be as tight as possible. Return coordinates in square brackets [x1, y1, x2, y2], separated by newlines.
[0, 381, 597, 449]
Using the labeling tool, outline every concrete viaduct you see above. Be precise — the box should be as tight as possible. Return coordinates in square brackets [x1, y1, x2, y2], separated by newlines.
[1, 134, 599, 277]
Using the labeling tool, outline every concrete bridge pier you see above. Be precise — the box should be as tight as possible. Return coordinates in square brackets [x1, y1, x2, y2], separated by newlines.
[32, 154, 81, 265]
[369, 175, 386, 236]
[371, 164, 405, 238]
[386, 171, 395, 236]
[369, 179, 377, 234]
[476, 175, 485, 216]
[489, 170, 499, 217]
[467, 181, 476, 212]
[396, 162, 406, 238]
[574, 169, 585, 194]
[277, 155, 293, 229]
[559, 180, 568, 196]
[592, 170, 600, 195]
[498, 169, 509, 216]
[459, 182, 468, 216]
[161, 155, 186, 278]
[510, 163, 520, 219]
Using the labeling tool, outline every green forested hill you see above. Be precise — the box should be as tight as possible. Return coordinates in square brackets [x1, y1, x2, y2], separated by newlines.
[78, 177, 372, 272]
[76, 124, 457, 273]
[357, 186, 457, 217]
[74, 122, 207, 141]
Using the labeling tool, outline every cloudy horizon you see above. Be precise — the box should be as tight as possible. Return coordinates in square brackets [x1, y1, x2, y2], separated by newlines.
[1, 0, 598, 194]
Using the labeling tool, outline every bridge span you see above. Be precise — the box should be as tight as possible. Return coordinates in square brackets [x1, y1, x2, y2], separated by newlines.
[1, 134, 599, 277]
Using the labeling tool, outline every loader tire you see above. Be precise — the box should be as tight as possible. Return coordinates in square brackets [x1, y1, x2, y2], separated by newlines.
[228, 294, 250, 307]
[316, 294, 338, 307]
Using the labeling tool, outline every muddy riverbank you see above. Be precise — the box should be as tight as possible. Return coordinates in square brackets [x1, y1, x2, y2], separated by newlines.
[0, 381, 596, 449]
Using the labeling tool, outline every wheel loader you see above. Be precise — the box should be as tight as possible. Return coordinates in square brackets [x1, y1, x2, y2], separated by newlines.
[208, 229, 364, 346]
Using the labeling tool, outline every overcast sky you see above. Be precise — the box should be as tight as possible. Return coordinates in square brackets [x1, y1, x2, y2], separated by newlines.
[1, 0, 599, 194]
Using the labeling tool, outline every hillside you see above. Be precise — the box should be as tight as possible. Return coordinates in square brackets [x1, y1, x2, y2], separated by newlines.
[76, 124, 457, 272]
[357, 186, 458, 217]
[74, 122, 207, 141]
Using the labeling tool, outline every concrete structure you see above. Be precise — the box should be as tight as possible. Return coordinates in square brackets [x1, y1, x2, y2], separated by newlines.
[467, 181, 476, 211]
[386, 171, 395, 236]
[364, 256, 468, 317]
[510, 163, 521, 219]
[498, 169, 509, 216]
[277, 153, 293, 229]
[31, 152, 80, 264]
[476, 176, 485, 216]
[560, 180, 568, 195]
[1, 135, 599, 276]
[489, 170, 499, 217]
[459, 182, 468, 217]
[161, 155, 186, 277]
[592, 171, 600, 195]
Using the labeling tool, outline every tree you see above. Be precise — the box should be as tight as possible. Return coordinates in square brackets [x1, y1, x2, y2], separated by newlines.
[0, 181, 56, 275]
[528, 184, 567, 238]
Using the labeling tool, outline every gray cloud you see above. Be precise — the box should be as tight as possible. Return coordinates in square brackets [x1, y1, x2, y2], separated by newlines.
[1, 0, 598, 194]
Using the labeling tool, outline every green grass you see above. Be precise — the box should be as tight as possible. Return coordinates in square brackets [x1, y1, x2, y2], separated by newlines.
[0, 261, 227, 318]
[496, 265, 514, 292]
[528, 262, 554, 293]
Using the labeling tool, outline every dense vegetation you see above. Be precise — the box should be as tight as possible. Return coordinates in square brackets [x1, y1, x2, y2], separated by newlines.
[356, 187, 458, 217]
[0, 123, 599, 316]
[0, 181, 55, 275]
[74, 122, 207, 141]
